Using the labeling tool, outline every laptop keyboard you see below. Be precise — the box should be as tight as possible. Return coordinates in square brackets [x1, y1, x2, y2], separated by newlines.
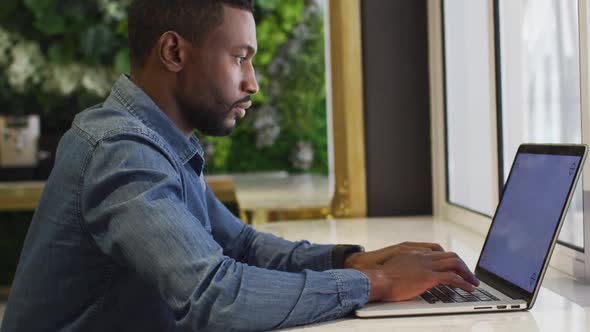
[420, 285, 500, 304]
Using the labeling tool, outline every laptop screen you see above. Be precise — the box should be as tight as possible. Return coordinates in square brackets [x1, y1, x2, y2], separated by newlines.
[477, 152, 582, 293]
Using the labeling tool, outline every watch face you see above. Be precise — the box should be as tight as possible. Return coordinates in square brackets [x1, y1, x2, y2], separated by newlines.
[333, 245, 364, 269]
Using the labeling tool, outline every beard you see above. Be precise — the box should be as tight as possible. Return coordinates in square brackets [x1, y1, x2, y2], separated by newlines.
[176, 75, 252, 136]
[181, 102, 236, 136]
[178, 89, 251, 136]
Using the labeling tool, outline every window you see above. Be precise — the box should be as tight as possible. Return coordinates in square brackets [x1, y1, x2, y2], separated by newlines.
[443, 0, 497, 216]
[496, 0, 583, 249]
[433, 0, 590, 278]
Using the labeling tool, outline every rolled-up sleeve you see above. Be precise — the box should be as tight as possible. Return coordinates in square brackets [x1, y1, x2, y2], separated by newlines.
[80, 134, 369, 331]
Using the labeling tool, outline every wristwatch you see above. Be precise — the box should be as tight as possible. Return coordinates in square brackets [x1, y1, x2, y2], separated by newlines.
[331, 244, 365, 269]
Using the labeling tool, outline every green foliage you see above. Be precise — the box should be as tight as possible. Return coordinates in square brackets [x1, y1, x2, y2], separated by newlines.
[0, 0, 328, 175]
[114, 47, 131, 74]
[0, 0, 126, 125]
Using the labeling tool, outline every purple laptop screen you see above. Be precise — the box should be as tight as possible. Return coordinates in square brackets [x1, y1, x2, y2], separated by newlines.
[478, 153, 581, 292]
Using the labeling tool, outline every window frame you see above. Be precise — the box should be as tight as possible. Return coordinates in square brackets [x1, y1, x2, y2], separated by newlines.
[326, 0, 368, 218]
[428, 0, 590, 281]
[495, 0, 585, 253]
[440, 0, 500, 218]
[577, 0, 590, 280]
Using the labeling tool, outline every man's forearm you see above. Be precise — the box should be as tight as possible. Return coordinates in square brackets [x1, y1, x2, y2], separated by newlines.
[231, 225, 336, 271]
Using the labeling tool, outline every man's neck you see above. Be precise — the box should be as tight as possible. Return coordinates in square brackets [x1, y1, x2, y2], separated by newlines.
[130, 68, 194, 139]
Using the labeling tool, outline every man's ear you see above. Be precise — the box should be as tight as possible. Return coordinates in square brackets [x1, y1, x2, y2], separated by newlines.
[157, 31, 188, 73]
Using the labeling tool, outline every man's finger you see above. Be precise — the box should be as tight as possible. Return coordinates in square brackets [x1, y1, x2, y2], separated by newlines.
[371, 246, 431, 264]
[402, 242, 444, 252]
[431, 257, 463, 271]
[395, 246, 432, 253]
[424, 251, 459, 260]
[431, 258, 480, 286]
[436, 272, 476, 292]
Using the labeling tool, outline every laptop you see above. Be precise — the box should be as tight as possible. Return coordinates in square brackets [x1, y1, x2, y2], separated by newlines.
[356, 143, 588, 317]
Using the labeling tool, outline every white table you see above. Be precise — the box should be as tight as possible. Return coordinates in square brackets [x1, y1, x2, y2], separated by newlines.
[255, 216, 590, 332]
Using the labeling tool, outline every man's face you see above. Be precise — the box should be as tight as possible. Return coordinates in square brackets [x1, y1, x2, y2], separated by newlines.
[176, 5, 258, 136]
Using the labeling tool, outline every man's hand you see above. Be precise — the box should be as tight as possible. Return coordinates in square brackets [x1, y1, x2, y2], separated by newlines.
[344, 242, 444, 269]
[359, 251, 480, 302]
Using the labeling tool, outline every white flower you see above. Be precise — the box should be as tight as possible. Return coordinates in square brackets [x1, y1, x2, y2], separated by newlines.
[253, 106, 281, 148]
[81, 66, 115, 97]
[267, 58, 285, 76]
[292, 24, 311, 42]
[290, 141, 314, 171]
[267, 80, 281, 96]
[7, 41, 45, 93]
[287, 42, 303, 60]
[42, 63, 83, 96]
[97, 0, 127, 21]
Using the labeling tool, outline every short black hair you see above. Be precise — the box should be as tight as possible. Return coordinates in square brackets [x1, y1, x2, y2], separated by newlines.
[128, 0, 254, 66]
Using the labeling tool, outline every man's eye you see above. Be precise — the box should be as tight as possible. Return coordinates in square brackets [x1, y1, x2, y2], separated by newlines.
[238, 56, 246, 65]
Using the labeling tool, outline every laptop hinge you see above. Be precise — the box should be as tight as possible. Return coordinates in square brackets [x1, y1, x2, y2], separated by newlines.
[476, 269, 530, 301]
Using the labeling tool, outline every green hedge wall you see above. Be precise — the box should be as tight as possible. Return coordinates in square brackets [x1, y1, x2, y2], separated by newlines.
[0, 0, 328, 175]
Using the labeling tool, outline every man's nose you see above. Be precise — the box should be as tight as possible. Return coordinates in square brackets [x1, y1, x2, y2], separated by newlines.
[242, 65, 259, 95]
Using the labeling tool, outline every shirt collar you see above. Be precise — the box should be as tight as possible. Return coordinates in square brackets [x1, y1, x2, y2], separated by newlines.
[107, 74, 205, 170]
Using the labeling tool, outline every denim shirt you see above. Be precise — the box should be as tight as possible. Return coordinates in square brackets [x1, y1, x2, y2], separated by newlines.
[1, 75, 369, 332]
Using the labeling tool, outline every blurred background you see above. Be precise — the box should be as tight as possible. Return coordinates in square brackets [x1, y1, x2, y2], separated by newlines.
[0, 0, 329, 175]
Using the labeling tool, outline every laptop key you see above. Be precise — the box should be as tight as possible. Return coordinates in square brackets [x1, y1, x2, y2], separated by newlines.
[476, 289, 499, 301]
[426, 285, 503, 303]
[429, 288, 454, 303]
[420, 291, 439, 304]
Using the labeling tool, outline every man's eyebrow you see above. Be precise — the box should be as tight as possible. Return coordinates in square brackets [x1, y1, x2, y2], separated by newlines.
[236, 44, 257, 55]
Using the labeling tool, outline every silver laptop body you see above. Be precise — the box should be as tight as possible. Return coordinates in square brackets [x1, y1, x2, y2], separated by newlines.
[356, 143, 588, 318]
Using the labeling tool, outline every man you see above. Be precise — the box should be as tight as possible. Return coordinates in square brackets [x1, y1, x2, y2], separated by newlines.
[1, 1, 479, 331]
